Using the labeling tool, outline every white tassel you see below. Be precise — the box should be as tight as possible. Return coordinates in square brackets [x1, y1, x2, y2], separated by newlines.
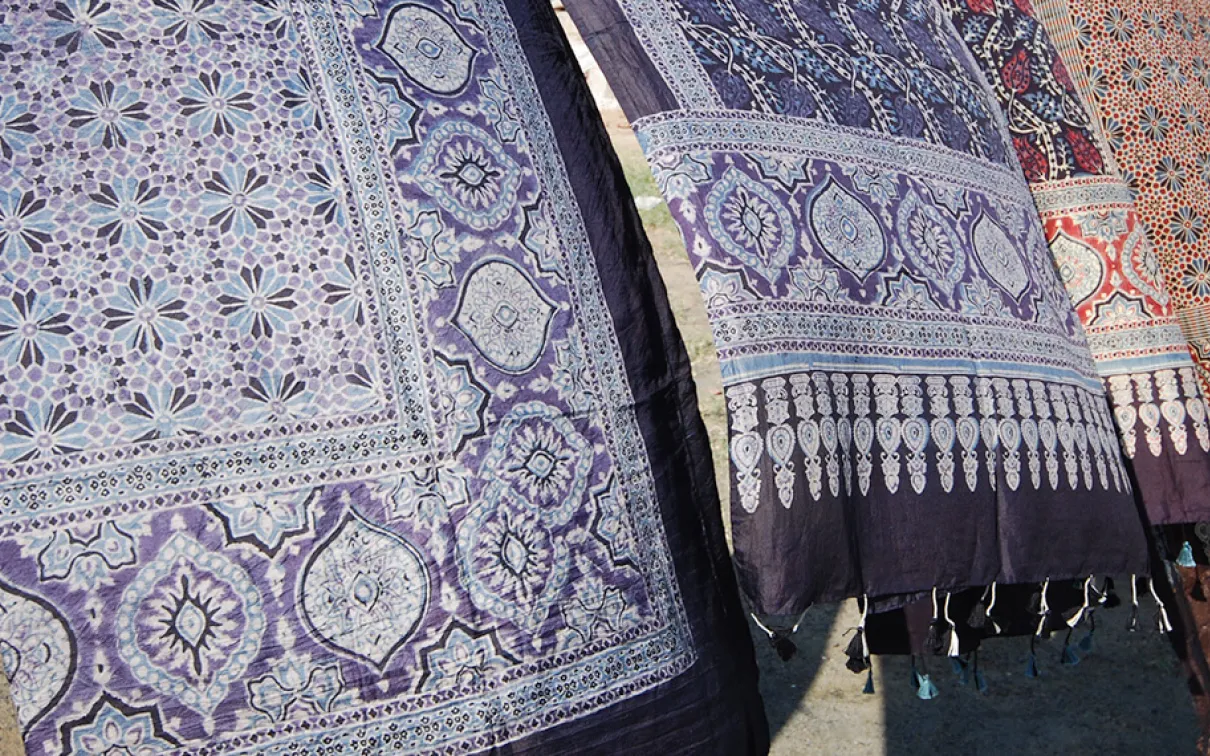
[986, 581, 1000, 634]
[857, 594, 869, 659]
[790, 606, 810, 635]
[1035, 577, 1051, 637]
[1148, 577, 1173, 633]
[1067, 575, 1094, 628]
[750, 612, 776, 639]
[944, 592, 960, 657]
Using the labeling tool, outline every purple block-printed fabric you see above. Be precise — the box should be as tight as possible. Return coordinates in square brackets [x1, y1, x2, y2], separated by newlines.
[0, 1, 765, 753]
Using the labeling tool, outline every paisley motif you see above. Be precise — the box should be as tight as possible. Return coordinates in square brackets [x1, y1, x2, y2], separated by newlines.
[1050, 231, 1105, 305]
[808, 178, 886, 281]
[299, 509, 429, 671]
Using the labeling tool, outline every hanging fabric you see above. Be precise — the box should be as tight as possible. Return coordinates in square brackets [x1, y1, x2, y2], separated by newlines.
[0, 1, 768, 753]
[1032, 0, 1210, 398]
[939, 0, 1210, 526]
[564, 0, 1150, 615]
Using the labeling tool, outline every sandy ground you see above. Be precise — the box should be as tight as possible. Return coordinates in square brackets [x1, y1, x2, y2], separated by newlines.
[0, 676, 18, 756]
[608, 118, 1202, 755]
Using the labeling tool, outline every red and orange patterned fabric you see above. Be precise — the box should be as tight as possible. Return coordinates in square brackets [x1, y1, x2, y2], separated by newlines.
[943, 0, 1210, 524]
[1035, 0, 1210, 394]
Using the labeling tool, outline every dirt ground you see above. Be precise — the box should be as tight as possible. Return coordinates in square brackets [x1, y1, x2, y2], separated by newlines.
[606, 116, 1203, 755]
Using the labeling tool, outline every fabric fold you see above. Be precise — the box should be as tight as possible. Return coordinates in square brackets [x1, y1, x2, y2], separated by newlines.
[0, 1, 767, 752]
[565, 0, 1151, 615]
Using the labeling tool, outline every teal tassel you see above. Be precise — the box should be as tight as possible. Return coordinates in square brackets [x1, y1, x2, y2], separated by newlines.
[863, 668, 875, 694]
[1061, 644, 1080, 666]
[1178, 541, 1196, 568]
[915, 672, 939, 700]
[1026, 653, 1040, 678]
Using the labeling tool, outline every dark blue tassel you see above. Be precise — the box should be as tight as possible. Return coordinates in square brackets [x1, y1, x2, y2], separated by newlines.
[1178, 541, 1196, 568]
[950, 656, 970, 685]
[1026, 652, 1040, 678]
[863, 668, 875, 695]
[910, 657, 920, 689]
[974, 669, 989, 695]
[1079, 615, 1096, 654]
[1078, 632, 1094, 654]
[916, 672, 939, 700]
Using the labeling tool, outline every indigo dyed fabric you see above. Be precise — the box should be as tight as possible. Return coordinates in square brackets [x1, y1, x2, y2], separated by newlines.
[941, 0, 1210, 525]
[565, 0, 1150, 614]
[0, 1, 767, 753]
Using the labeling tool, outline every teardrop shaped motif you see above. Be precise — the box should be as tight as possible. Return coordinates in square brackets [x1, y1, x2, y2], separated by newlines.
[1050, 231, 1104, 305]
[809, 178, 886, 281]
[973, 213, 1030, 297]
[0, 579, 75, 733]
[300, 509, 429, 671]
[377, 4, 476, 95]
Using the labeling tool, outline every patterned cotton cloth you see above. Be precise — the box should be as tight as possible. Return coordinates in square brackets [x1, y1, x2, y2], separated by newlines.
[565, 0, 1150, 614]
[940, 0, 1210, 525]
[1033, 0, 1210, 400]
[0, 1, 768, 753]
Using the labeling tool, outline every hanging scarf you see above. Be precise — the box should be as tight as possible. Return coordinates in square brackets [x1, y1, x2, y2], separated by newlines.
[940, 0, 1210, 524]
[1032, 0, 1210, 398]
[1025, 0, 1210, 745]
[564, 0, 1149, 615]
[0, 1, 767, 752]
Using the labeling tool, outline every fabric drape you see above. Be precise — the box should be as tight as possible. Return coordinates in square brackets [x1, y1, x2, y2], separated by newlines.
[940, 0, 1210, 526]
[565, 0, 1150, 616]
[0, 1, 767, 753]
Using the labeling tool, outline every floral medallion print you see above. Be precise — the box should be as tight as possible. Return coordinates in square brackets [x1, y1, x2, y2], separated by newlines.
[412, 120, 521, 230]
[938, 0, 1210, 524]
[0, 1, 694, 751]
[704, 167, 797, 282]
[115, 533, 265, 715]
[1034, 0, 1210, 398]
[456, 484, 570, 633]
